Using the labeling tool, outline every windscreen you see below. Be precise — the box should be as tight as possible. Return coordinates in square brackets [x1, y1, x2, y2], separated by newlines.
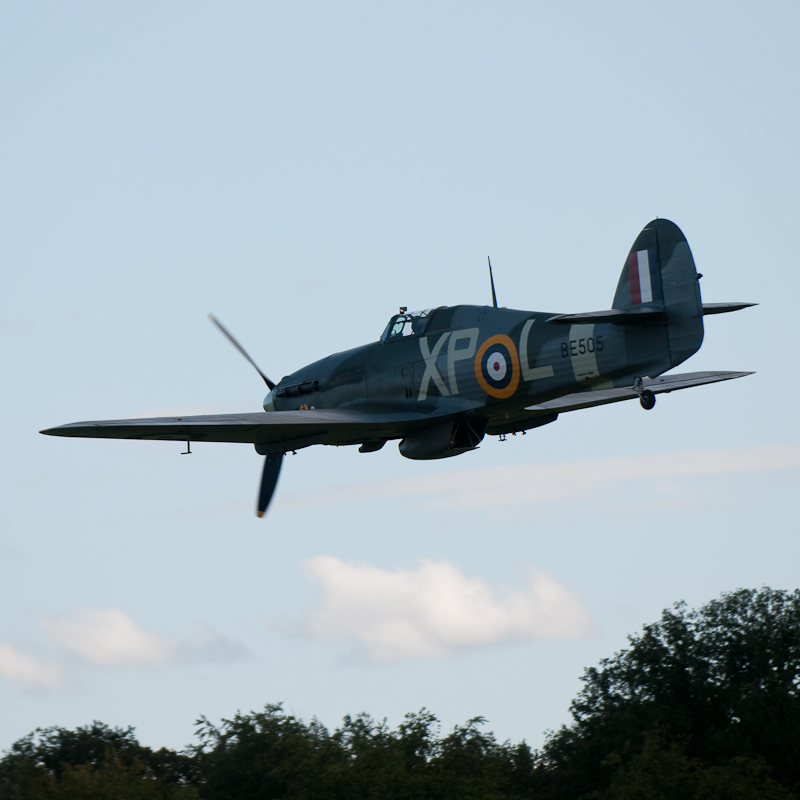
[380, 309, 434, 341]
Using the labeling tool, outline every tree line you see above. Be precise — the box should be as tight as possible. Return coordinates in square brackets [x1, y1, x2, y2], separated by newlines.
[2, 587, 799, 799]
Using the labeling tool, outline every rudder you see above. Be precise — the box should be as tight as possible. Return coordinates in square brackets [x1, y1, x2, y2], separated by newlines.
[613, 219, 704, 369]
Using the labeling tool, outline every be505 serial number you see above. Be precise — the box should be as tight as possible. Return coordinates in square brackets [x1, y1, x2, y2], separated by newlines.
[561, 336, 604, 357]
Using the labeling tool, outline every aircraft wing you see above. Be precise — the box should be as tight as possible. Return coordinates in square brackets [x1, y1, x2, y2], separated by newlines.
[41, 372, 753, 450]
[40, 408, 441, 450]
[525, 370, 753, 415]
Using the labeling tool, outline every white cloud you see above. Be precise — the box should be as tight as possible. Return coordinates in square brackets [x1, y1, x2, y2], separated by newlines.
[41, 608, 249, 671]
[42, 607, 179, 668]
[301, 557, 593, 662]
[0, 610, 248, 692]
[0, 643, 63, 692]
[275, 443, 800, 512]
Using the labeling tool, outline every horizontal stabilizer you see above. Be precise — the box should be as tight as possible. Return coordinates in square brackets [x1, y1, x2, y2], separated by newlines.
[702, 302, 757, 315]
[546, 307, 665, 325]
[525, 371, 753, 415]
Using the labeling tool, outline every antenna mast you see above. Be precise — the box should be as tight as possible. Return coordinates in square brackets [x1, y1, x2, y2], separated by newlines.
[487, 256, 498, 308]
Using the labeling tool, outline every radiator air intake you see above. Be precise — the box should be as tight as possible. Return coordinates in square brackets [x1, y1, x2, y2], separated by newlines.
[399, 418, 487, 460]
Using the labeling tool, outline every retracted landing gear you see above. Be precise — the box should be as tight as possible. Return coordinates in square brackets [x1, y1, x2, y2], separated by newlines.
[634, 377, 656, 411]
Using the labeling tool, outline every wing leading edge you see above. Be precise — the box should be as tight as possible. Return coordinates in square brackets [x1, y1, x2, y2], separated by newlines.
[40, 408, 441, 449]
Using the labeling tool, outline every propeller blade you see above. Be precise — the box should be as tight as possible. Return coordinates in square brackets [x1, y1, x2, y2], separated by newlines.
[209, 313, 276, 390]
[256, 455, 283, 518]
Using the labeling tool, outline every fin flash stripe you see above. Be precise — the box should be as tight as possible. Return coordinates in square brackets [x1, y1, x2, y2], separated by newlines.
[628, 249, 653, 304]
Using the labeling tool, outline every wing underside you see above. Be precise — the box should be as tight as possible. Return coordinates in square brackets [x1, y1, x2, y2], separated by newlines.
[525, 370, 752, 416]
[40, 408, 440, 449]
[41, 371, 752, 450]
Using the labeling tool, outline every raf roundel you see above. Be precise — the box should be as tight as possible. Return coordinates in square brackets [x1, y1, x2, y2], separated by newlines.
[474, 334, 520, 398]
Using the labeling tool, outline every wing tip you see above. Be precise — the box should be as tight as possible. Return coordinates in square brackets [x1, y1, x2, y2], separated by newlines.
[39, 427, 69, 436]
[39, 425, 82, 437]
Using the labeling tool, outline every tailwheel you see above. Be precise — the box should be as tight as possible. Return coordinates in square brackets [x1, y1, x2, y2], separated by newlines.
[639, 389, 656, 410]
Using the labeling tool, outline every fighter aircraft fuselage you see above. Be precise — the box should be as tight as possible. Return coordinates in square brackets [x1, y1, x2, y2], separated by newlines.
[273, 306, 630, 417]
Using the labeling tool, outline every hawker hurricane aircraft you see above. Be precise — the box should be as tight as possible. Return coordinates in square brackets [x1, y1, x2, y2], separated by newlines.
[42, 219, 754, 517]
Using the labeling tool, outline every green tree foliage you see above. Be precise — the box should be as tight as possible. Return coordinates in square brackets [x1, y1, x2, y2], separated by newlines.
[3, 588, 799, 799]
[190, 705, 333, 799]
[0, 710, 533, 800]
[536, 588, 800, 799]
[0, 723, 198, 800]
[595, 730, 794, 800]
[191, 704, 534, 799]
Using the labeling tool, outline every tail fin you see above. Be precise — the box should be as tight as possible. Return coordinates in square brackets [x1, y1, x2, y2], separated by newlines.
[613, 218, 704, 368]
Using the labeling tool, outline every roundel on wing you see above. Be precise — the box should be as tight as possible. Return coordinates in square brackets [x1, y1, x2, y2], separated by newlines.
[474, 334, 520, 398]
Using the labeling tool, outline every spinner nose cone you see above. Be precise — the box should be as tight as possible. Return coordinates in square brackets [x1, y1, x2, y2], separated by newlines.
[263, 389, 276, 412]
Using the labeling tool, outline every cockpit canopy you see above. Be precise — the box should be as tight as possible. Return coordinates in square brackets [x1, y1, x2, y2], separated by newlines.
[380, 308, 434, 342]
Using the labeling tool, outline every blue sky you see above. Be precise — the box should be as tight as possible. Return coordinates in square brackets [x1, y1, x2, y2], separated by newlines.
[2, 1, 798, 752]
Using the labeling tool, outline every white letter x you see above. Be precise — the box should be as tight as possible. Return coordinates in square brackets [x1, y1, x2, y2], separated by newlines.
[418, 333, 451, 400]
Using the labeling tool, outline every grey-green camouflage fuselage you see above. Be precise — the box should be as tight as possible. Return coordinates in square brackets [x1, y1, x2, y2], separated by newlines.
[268, 218, 706, 440]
